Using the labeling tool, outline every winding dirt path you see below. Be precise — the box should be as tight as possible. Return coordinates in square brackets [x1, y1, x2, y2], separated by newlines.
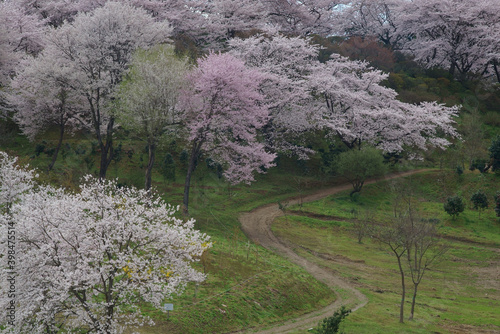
[238, 170, 433, 333]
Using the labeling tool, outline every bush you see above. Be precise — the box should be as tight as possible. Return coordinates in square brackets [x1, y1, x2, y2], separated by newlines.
[455, 165, 464, 175]
[489, 135, 500, 172]
[470, 190, 489, 218]
[160, 153, 176, 182]
[312, 306, 350, 334]
[469, 159, 489, 173]
[180, 149, 189, 168]
[336, 147, 386, 197]
[35, 142, 46, 156]
[444, 196, 465, 219]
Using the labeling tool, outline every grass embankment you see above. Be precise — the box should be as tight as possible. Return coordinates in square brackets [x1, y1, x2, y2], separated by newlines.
[273, 171, 500, 333]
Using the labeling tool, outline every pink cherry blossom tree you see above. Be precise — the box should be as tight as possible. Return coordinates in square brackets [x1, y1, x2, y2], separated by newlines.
[180, 52, 276, 214]
[42, 1, 171, 179]
[0, 154, 211, 334]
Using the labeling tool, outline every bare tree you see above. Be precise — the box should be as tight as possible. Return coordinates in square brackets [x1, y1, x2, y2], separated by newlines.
[377, 178, 447, 322]
[352, 209, 375, 244]
[404, 218, 447, 320]
[374, 216, 408, 323]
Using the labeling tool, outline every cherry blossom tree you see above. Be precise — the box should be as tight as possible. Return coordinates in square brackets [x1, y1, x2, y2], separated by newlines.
[264, 0, 342, 36]
[229, 34, 320, 158]
[310, 54, 460, 153]
[0, 1, 44, 117]
[0, 155, 211, 334]
[0, 1, 44, 85]
[8, 54, 86, 171]
[397, 0, 499, 81]
[117, 45, 190, 191]
[42, 1, 171, 179]
[0, 152, 36, 214]
[230, 33, 459, 156]
[201, 0, 268, 44]
[180, 52, 276, 214]
[337, 0, 405, 49]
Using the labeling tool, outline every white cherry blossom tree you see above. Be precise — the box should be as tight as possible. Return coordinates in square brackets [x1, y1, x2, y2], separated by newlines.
[311, 54, 460, 153]
[42, 1, 171, 179]
[229, 34, 320, 158]
[0, 152, 211, 334]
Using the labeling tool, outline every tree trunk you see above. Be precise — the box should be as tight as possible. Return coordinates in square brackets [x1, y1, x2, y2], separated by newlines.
[145, 142, 156, 191]
[350, 180, 364, 197]
[183, 144, 200, 215]
[493, 60, 500, 84]
[98, 118, 115, 179]
[448, 62, 456, 78]
[48, 122, 65, 172]
[409, 283, 418, 320]
[397, 256, 406, 323]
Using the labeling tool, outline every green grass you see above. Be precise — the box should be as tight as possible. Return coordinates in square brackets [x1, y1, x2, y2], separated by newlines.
[2, 130, 337, 334]
[274, 171, 500, 333]
[2, 122, 500, 333]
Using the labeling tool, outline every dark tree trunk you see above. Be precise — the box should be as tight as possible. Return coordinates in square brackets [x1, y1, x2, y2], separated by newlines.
[145, 142, 156, 191]
[397, 255, 406, 323]
[448, 62, 456, 77]
[409, 283, 418, 320]
[493, 59, 500, 84]
[48, 122, 65, 172]
[98, 118, 115, 179]
[183, 143, 200, 215]
[350, 180, 364, 197]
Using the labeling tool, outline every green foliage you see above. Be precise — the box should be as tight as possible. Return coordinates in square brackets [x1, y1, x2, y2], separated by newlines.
[35, 142, 46, 156]
[312, 306, 350, 334]
[489, 135, 500, 172]
[160, 153, 176, 182]
[336, 147, 386, 196]
[112, 142, 123, 164]
[455, 165, 464, 175]
[469, 159, 489, 173]
[180, 149, 189, 168]
[444, 195, 465, 219]
[471, 190, 489, 217]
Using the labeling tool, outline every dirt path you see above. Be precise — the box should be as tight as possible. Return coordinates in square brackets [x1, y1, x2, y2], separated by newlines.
[238, 169, 433, 333]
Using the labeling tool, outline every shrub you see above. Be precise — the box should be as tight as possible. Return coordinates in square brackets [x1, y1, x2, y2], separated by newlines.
[444, 196, 465, 219]
[489, 135, 500, 172]
[336, 147, 386, 197]
[35, 142, 46, 156]
[180, 149, 189, 168]
[312, 306, 351, 334]
[160, 153, 176, 182]
[469, 159, 489, 173]
[470, 190, 489, 218]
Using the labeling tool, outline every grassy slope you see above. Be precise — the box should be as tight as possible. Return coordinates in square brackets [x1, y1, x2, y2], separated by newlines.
[1, 133, 337, 334]
[273, 171, 500, 333]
